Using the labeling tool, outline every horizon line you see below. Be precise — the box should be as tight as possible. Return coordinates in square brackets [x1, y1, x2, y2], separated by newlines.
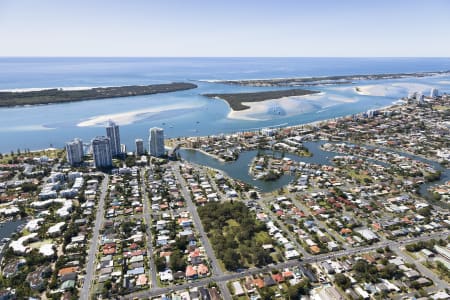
[1, 56, 450, 59]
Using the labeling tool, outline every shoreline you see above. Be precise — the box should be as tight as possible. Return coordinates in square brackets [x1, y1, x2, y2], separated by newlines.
[181, 147, 227, 163]
[225, 91, 354, 121]
[180, 99, 405, 142]
[0, 82, 197, 108]
[203, 89, 320, 111]
[1, 99, 404, 155]
[212, 70, 450, 87]
[199, 70, 450, 84]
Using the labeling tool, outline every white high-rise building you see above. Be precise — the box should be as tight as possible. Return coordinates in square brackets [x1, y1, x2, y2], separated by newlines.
[65, 138, 84, 166]
[91, 136, 112, 168]
[416, 93, 424, 104]
[430, 88, 439, 98]
[135, 139, 144, 156]
[149, 127, 165, 157]
[106, 120, 121, 157]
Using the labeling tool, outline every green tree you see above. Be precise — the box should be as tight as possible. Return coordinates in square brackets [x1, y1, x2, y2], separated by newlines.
[169, 250, 186, 272]
[334, 273, 351, 289]
[259, 287, 275, 300]
[155, 254, 167, 272]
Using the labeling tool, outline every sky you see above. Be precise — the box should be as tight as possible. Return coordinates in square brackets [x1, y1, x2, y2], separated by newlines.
[0, 0, 449, 57]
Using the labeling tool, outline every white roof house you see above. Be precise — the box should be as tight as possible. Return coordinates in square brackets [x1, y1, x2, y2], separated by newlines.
[25, 218, 45, 232]
[9, 233, 38, 254]
[159, 269, 173, 281]
[355, 228, 378, 241]
[232, 281, 245, 296]
[39, 244, 55, 257]
[47, 222, 66, 237]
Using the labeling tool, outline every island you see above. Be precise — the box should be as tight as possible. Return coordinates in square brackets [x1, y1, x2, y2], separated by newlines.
[0, 82, 198, 107]
[212, 70, 450, 87]
[203, 88, 320, 111]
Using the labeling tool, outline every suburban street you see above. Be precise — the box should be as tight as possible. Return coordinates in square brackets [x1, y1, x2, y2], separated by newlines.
[80, 174, 109, 300]
[393, 247, 450, 291]
[123, 215, 449, 299]
[258, 195, 310, 258]
[171, 161, 232, 300]
[291, 193, 351, 249]
[141, 167, 158, 288]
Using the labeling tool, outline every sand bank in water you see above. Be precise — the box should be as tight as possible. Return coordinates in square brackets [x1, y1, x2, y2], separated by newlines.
[77, 103, 203, 127]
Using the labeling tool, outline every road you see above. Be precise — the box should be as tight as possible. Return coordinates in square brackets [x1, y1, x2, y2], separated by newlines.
[258, 196, 310, 258]
[141, 167, 158, 288]
[187, 162, 226, 200]
[290, 194, 350, 249]
[80, 174, 109, 300]
[393, 247, 449, 291]
[171, 162, 232, 300]
[123, 230, 449, 299]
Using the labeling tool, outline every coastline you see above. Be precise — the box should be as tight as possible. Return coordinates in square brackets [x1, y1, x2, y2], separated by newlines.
[227, 99, 404, 139]
[0, 82, 197, 108]
[0, 97, 406, 155]
[213, 70, 450, 87]
[203, 89, 320, 111]
[225, 92, 357, 121]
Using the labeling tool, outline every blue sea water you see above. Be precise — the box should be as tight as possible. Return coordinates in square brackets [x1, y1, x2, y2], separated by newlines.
[0, 57, 449, 153]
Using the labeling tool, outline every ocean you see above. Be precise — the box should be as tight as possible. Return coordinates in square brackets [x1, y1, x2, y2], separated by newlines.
[0, 57, 449, 153]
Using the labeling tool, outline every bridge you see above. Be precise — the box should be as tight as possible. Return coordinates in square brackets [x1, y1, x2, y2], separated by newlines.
[168, 142, 184, 158]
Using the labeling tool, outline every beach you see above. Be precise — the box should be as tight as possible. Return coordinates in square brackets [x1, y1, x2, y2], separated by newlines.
[354, 82, 436, 97]
[0, 57, 449, 153]
[226, 92, 358, 121]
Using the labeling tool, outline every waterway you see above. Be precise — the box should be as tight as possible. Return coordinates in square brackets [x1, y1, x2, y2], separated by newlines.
[179, 141, 344, 193]
[0, 219, 26, 259]
[179, 140, 449, 201]
[1, 57, 450, 153]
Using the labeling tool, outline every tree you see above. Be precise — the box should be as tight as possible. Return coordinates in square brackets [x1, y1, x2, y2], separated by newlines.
[155, 255, 167, 272]
[125, 156, 136, 167]
[169, 250, 186, 272]
[287, 285, 300, 299]
[259, 287, 275, 300]
[254, 248, 272, 267]
[222, 248, 240, 271]
[334, 273, 351, 289]
[352, 259, 378, 283]
[287, 279, 311, 299]
[174, 236, 188, 252]
[380, 263, 403, 280]
[21, 182, 38, 192]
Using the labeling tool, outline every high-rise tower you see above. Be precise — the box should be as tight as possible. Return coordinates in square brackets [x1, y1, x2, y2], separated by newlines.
[135, 139, 144, 156]
[106, 120, 121, 157]
[65, 138, 84, 166]
[149, 127, 165, 157]
[91, 136, 112, 168]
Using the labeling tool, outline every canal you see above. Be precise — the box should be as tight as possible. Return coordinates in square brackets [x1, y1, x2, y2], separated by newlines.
[179, 140, 449, 201]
